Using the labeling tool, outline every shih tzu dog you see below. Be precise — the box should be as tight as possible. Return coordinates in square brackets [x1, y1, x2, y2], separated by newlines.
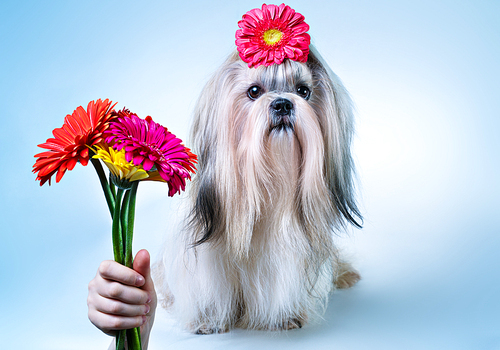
[157, 4, 362, 334]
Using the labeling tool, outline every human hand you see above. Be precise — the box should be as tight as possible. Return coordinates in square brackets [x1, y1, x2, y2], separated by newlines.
[87, 249, 157, 347]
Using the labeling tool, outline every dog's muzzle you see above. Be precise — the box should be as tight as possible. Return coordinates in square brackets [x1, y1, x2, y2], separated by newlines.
[270, 98, 294, 131]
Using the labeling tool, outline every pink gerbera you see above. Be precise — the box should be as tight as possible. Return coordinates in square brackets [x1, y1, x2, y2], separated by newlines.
[235, 3, 311, 68]
[105, 110, 197, 197]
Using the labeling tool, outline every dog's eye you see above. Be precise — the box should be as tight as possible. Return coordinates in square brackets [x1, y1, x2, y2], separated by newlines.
[248, 86, 263, 100]
[296, 86, 311, 100]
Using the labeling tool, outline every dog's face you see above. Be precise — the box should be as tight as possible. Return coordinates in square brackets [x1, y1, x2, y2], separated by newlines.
[236, 59, 314, 135]
[229, 59, 323, 202]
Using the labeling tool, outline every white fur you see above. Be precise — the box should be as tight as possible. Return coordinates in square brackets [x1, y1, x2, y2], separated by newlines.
[156, 47, 362, 333]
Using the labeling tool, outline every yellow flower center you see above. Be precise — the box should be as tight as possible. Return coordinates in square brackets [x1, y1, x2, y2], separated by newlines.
[263, 29, 283, 46]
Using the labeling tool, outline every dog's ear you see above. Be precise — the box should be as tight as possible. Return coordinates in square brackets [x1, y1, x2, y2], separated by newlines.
[188, 78, 225, 246]
[187, 52, 243, 246]
[189, 166, 224, 246]
[189, 110, 226, 246]
[308, 47, 363, 229]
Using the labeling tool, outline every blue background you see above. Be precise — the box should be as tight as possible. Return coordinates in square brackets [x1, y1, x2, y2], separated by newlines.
[1, 0, 499, 349]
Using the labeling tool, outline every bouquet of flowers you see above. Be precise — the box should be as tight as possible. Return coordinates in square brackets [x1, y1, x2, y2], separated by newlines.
[33, 99, 197, 350]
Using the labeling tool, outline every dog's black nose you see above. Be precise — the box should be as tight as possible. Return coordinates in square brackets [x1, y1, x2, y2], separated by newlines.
[271, 98, 293, 116]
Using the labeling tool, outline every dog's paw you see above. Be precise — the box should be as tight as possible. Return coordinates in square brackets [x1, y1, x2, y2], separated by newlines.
[192, 324, 229, 335]
[268, 318, 304, 331]
[334, 262, 361, 289]
[282, 318, 303, 330]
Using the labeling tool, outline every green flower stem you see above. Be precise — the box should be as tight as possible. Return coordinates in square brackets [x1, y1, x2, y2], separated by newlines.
[124, 181, 141, 349]
[109, 180, 141, 349]
[91, 157, 116, 216]
[112, 188, 124, 265]
[93, 156, 141, 348]
[116, 330, 126, 350]
[124, 181, 139, 269]
[127, 327, 142, 350]
[113, 188, 127, 350]
[120, 190, 131, 259]
[109, 172, 117, 200]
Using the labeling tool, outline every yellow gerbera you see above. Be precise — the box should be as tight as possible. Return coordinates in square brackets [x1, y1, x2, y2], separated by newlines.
[92, 144, 149, 183]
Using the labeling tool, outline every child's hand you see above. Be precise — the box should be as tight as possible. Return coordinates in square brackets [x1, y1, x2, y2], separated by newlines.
[87, 249, 157, 344]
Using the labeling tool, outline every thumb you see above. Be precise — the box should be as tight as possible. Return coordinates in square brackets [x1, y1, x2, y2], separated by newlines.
[133, 249, 155, 294]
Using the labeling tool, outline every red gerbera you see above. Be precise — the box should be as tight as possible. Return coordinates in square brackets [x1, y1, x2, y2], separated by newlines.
[33, 99, 117, 186]
[105, 110, 197, 197]
[235, 3, 311, 68]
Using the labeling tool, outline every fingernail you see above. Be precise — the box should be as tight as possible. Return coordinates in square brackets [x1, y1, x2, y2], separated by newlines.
[142, 316, 147, 325]
[146, 294, 152, 303]
[145, 304, 151, 314]
[136, 275, 145, 286]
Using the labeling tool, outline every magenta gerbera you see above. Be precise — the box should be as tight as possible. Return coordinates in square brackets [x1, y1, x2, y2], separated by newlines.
[235, 3, 311, 68]
[105, 110, 197, 196]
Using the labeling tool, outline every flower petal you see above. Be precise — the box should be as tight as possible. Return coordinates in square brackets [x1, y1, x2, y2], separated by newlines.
[33, 99, 116, 185]
[235, 4, 310, 68]
[104, 111, 197, 194]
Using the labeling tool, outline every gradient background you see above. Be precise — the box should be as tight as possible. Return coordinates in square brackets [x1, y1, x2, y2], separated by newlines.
[1, 1, 499, 349]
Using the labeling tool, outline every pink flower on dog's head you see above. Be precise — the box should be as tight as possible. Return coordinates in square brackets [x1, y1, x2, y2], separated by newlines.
[235, 3, 310, 68]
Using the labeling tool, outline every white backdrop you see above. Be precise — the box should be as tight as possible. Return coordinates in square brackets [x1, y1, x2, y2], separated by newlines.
[1, 1, 499, 349]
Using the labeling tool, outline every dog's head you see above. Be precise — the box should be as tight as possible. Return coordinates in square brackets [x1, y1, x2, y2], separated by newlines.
[187, 48, 362, 254]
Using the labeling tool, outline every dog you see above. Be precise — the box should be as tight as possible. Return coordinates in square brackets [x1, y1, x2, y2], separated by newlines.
[156, 4, 362, 334]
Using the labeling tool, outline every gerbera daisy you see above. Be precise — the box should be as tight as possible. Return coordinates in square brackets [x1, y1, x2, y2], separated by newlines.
[105, 111, 197, 196]
[33, 99, 117, 186]
[235, 3, 311, 68]
[92, 143, 149, 189]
